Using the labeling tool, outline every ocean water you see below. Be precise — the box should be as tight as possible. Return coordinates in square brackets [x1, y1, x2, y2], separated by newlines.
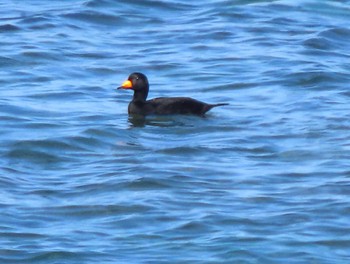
[1, 0, 350, 263]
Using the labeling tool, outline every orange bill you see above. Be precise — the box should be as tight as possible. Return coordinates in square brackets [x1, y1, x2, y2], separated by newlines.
[118, 80, 132, 89]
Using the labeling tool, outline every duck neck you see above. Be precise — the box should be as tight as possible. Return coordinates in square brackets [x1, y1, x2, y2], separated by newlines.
[132, 89, 148, 102]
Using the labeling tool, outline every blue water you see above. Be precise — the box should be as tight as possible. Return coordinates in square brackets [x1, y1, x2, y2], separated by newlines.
[1, 0, 350, 263]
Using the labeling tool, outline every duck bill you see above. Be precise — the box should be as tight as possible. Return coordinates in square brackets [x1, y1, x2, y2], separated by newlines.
[117, 80, 133, 90]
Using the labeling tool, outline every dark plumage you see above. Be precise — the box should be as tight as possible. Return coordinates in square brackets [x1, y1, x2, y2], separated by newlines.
[118, 72, 228, 116]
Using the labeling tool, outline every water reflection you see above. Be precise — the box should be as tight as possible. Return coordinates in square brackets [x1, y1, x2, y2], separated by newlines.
[128, 114, 198, 128]
[128, 115, 147, 127]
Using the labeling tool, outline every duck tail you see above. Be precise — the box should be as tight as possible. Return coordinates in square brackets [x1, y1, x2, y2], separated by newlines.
[203, 103, 229, 114]
[212, 103, 229, 107]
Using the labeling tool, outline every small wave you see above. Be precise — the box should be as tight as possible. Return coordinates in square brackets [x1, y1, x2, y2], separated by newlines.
[282, 71, 349, 89]
[126, 177, 172, 190]
[62, 10, 122, 26]
[303, 37, 333, 51]
[0, 24, 20, 32]
[6, 148, 66, 165]
[0, 56, 22, 68]
[4, 138, 93, 169]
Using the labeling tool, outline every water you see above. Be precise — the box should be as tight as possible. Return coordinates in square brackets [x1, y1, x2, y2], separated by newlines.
[1, 0, 350, 263]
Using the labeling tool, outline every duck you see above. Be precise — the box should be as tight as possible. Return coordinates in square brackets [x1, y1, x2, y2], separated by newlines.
[118, 72, 228, 116]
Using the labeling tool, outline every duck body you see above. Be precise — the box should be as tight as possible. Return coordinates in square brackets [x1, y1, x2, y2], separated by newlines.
[118, 72, 228, 116]
[129, 97, 227, 116]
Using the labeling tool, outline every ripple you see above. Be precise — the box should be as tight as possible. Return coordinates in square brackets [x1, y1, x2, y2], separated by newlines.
[62, 10, 123, 26]
[0, 56, 22, 68]
[126, 177, 172, 190]
[19, 15, 51, 24]
[283, 70, 348, 89]
[28, 251, 81, 263]
[6, 147, 68, 166]
[0, 24, 20, 32]
[303, 37, 333, 50]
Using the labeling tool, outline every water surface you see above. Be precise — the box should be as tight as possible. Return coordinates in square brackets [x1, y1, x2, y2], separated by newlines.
[1, 0, 350, 263]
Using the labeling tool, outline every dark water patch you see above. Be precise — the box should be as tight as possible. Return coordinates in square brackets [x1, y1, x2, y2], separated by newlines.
[282, 70, 349, 89]
[26, 188, 69, 198]
[6, 148, 67, 166]
[9, 139, 88, 153]
[0, 167, 30, 181]
[27, 251, 83, 264]
[0, 231, 45, 239]
[267, 16, 297, 26]
[0, 56, 22, 68]
[315, 238, 350, 249]
[0, 114, 29, 130]
[28, 23, 56, 30]
[68, 51, 115, 59]
[126, 177, 173, 190]
[3, 138, 96, 168]
[116, 0, 193, 11]
[41, 204, 153, 218]
[62, 10, 123, 26]
[155, 145, 218, 155]
[319, 27, 350, 41]
[84, 0, 114, 8]
[84, 0, 193, 14]
[21, 51, 65, 62]
[0, 24, 20, 32]
[316, 27, 350, 53]
[86, 66, 117, 75]
[57, 180, 123, 198]
[170, 220, 213, 236]
[303, 37, 334, 50]
[0, 174, 18, 188]
[17, 14, 58, 30]
[18, 14, 53, 25]
[19, 16, 46, 24]
[66, 133, 116, 153]
[233, 0, 280, 5]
